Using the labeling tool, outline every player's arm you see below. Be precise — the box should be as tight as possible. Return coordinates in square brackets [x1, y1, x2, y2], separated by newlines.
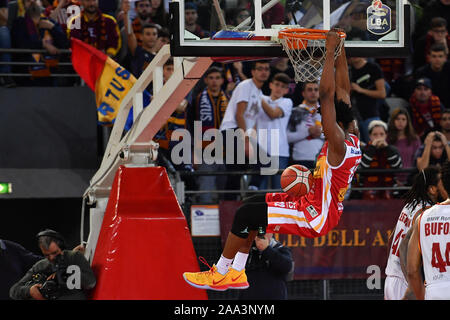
[319, 31, 346, 166]
[399, 227, 413, 279]
[261, 98, 284, 119]
[399, 209, 425, 279]
[333, 28, 350, 105]
[406, 217, 425, 300]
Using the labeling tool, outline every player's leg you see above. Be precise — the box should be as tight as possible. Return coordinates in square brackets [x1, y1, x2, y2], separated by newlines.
[183, 195, 267, 291]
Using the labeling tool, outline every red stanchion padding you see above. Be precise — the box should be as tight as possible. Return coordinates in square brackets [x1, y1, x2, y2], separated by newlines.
[90, 166, 207, 300]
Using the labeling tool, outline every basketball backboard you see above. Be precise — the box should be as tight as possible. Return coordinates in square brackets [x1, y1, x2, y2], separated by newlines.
[169, 0, 411, 58]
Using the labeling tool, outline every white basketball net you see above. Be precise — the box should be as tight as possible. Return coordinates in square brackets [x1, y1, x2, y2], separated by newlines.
[279, 33, 345, 83]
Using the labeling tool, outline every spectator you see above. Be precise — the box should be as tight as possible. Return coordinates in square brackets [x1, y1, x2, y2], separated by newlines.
[125, 0, 152, 47]
[149, 0, 168, 28]
[11, 2, 68, 52]
[237, 233, 293, 300]
[415, 43, 450, 109]
[413, 17, 450, 70]
[440, 109, 450, 142]
[415, 131, 450, 170]
[409, 77, 443, 139]
[123, 3, 158, 78]
[349, 57, 386, 143]
[387, 108, 421, 185]
[9, 230, 96, 300]
[155, 26, 169, 52]
[264, 58, 296, 101]
[414, 0, 450, 43]
[233, 8, 250, 28]
[0, 0, 15, 87]
[11, 1, 68, 85]
[360, 120, 402, 200]
[191, 66, 229, 204]
[287, 81, 324, 169]
[219, 60, 270, 200]
[67, 0, 121, 58]
[0, 239, 41, 300]
[255, 73, 293, 190]
[185, 2, 208, 39]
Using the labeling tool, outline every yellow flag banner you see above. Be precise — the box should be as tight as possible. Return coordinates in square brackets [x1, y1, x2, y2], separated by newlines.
[71, 38, 145, 127]
[95, 59, 137, 126]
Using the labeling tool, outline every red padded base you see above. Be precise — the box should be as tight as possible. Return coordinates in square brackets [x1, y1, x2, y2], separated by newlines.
[90, 166, 207, 300]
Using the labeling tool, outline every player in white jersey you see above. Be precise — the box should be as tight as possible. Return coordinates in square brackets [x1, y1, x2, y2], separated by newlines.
[407, 160, 450, 299]
[385, 166, 445, 299]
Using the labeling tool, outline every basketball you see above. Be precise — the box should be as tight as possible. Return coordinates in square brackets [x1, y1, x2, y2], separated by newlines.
[280, 165, 314, 197]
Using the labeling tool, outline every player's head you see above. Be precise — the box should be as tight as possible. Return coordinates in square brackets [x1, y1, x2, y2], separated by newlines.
[334, 98, 358, 136]
[404, 166, 446, 208]
[441, 160, 450, 198]
[269, 73, 290, 99]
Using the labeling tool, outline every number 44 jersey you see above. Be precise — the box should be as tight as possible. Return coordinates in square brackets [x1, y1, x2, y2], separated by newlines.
[418, 203, 450, 299]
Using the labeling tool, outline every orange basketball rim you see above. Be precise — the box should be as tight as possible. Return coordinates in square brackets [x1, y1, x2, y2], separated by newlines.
[278, 28, 346, 50]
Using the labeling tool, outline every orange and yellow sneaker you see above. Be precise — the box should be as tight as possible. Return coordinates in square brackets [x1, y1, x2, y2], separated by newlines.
[183, 258, 230, 291]
[225, 267, 249, 289]
[183, 257, 250, 291]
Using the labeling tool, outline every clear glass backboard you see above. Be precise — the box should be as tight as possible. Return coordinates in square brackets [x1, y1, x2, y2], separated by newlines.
[169, 0, 411, 57]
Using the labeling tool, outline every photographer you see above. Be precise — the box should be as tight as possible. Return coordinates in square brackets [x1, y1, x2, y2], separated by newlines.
[237, 233, 293, 300]
[9, 230, 96, 300]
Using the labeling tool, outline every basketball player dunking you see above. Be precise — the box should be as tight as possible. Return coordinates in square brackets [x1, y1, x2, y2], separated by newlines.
[183, 30, 362, 291]
[407, 160, 450, 300]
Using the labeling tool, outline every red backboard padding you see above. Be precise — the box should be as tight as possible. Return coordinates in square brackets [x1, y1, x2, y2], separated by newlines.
[90, 166, 207, 300]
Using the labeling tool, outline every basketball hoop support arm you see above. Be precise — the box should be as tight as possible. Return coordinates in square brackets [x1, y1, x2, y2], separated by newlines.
[81, 45, 212, 261]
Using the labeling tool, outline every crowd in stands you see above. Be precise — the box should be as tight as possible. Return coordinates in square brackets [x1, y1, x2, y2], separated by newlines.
[1, 0, 450, 202]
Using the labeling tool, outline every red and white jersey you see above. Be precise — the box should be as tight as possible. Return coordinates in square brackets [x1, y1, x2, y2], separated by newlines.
[267, 134, 361, 237]
[418, 203, 450, 299]
[302, 134, 361, 234]
[385, 202, 431, 279]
